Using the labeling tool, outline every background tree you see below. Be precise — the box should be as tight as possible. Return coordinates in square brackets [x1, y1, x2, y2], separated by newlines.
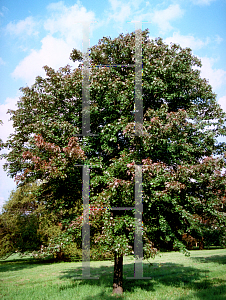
[0, 183, 83, 261]
[0, 184, 109, 262]
[0, 183, 41, 258]
[3, 30, 226, 294]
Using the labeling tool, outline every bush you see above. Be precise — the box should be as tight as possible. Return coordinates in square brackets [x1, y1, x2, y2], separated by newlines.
[63, 243, 82, 261]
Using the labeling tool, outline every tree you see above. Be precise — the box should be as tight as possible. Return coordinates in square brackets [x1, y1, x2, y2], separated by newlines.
[0, 183, 83, 261]
[2, 29, 226, 294]
[0, 183, 42, 258]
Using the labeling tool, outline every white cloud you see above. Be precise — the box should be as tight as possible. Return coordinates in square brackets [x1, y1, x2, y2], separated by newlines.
[0, 57, 6, 65]
[190, 0, 217, 5]
[164, 32, 210, 50]
[0, 96, 22, 211]
[152, 4, 184, 33]
[11, 35, 77, 85]
[163, 34, 226, 91]
[0, 96, 18, 143]
[124, 4, 183, 33]
[215, 35, 223, 44]
[5, 16, 38, 36]
[0, 6, 9, 17]
[199, 57, 226, 90]
[11, 2, 95, 85]
[46, 1, 65, 11]
[109, 0, 120, 11]
[107, 0, 132, 24]
[0, 96, 18, 209]
[44, 1, 95, 46]
[218, 96, 226, 113]
[0, 158, 17, 212]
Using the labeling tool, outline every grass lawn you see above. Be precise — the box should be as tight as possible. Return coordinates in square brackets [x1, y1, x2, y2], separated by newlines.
[0, 249, 225, 299]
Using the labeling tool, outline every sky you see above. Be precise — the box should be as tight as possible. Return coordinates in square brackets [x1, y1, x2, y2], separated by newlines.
[0, 0, 226, 210]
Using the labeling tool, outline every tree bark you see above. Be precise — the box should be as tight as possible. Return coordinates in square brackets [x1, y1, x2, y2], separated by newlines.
[199, 237, 204, 250]
[112, 252, 123, 294]
[56, 248, 64, 261]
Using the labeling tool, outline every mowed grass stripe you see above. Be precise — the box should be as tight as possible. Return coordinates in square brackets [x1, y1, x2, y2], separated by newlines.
[0, 249, 225, 299]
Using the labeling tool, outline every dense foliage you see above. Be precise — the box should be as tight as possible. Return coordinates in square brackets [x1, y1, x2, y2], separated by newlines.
[0, 183, 41, 258]
[0, 183, 78, 261]
[0, 183, 110, 262]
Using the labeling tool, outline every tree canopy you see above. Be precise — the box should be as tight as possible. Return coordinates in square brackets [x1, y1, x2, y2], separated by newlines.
[2, 29, 226, 294]
[0, 183, 42, 258]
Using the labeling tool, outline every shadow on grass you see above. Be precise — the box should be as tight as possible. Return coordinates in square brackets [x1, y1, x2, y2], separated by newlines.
[1, 255, 225, 299]
[0, 256, 56, 273]
[57, 260, 226, 299]
[178, 279, 226, 300]
[191, 255, 226, 265]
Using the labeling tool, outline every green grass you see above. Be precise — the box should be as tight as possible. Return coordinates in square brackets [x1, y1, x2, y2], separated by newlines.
[0, 249, 226, 299]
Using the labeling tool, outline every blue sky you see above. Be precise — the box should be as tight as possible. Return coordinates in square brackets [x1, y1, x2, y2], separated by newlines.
[0, 0, 226, 210]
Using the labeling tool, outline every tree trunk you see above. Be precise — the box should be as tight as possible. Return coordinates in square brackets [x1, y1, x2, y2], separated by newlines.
[187, 242, 193, 250]
[56, 247, 64, 261]
[199, 237, 204, 250]
[112, 252, 123, 294]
